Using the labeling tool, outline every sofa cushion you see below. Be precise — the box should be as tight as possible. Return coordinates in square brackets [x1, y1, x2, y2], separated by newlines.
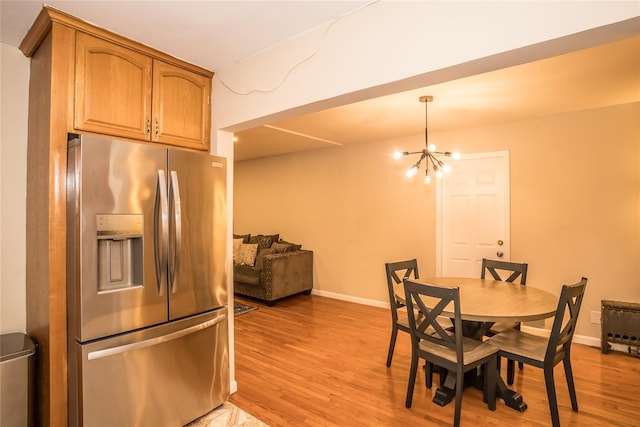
[271, 242, 297, 253]
[236, 243, 259, 266]
[277, 239, 303, 251]
[233, 233, 251, 243]
[249, 234, 279, 251]
[233, 264, 261, 286]
[255, 248, 276, 270]
[232, 238, 244, 263]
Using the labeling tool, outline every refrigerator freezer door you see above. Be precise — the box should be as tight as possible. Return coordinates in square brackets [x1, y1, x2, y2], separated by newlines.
[69, 309, 229, 427]
[68, 136, 169, 342]
[168, 151, 227, 320]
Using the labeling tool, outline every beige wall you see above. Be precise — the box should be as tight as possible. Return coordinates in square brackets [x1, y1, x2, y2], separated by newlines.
[0, 42, 30, 334]
[234, 102, 640, 341]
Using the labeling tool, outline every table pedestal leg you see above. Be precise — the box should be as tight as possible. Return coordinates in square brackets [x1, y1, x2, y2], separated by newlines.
[431, 369, 479, 406]
[432, 370, 456, 406]
[432, 368, 528, 412]
[496, 376, 527, 412]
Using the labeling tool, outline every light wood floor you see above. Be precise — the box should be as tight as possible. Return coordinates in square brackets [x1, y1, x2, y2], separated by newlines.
[230, 295, 639, 427]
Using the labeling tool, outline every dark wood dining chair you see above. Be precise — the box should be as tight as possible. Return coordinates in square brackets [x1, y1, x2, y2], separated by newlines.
[481, 258, 528, 384]
[403, 278, 498, 427]
[481, 258, 528, 284]
[384, 259, 420, 367]
[385, 260, 447, 388]
[487, 277, 587, 427]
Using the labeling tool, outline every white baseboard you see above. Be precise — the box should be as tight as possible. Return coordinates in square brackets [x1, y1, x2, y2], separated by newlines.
[230, 380, 238, 394]
[310, 289, 388, 309]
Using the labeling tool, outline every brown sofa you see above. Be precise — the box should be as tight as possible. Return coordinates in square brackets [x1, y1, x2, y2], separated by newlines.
[233, 234, 313, 306]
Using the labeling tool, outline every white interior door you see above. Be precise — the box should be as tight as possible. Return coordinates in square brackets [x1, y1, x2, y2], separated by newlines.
[436, 151, 510, 277]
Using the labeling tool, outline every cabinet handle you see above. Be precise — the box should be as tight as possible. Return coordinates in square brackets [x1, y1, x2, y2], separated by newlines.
[154, 117, 159, 141]
[146, 118, 151, 138]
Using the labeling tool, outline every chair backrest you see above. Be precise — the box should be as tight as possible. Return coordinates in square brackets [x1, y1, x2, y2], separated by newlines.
[403, 278, 463, 361]
[385, 259, 419, 311]
[481, 258, 528, 285]
[545, 277, 587, 362]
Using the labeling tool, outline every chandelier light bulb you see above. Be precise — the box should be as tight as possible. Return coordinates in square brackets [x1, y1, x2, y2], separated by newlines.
[424, 174, 432, 185]
[406, 166, 418, 178]
[452, 152, 461, 159]
[428, 144, 437, 152]
[436, 170, 443, 179]
[393, 151, 403, 159]
[443, 164, 452, 174]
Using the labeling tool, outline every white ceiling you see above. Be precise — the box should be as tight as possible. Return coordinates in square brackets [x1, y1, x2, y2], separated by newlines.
[0, 1, 370, 71]
[234, 34, 640, 160]
[1, 1, 639, 162]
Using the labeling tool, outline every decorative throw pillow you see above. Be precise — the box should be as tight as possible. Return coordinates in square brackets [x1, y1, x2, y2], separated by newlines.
[248, 234, 279, 251]
[236, 243, 258, 266]
[233, 233, 251, 243]
[233, 238, 244, 264]
[277, 239, 302, 251]
[271, 242, 293, 253]
[255, 248, 276, 270]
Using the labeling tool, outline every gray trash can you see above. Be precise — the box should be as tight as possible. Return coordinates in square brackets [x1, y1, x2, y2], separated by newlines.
[1, 333, 36, 427]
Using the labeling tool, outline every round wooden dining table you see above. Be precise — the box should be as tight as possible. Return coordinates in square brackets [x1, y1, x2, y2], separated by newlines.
[393, 277, 559, 412]
[393, 276, 558, 324]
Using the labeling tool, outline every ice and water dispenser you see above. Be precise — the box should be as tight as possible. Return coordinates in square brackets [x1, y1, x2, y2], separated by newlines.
[96, 214, 143, 292]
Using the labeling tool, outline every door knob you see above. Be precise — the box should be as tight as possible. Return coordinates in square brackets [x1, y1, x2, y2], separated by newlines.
[497, 240, 504, 246]
[497, 251, 504, 258]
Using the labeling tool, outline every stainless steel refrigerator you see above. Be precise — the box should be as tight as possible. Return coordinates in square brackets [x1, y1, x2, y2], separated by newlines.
[66, 134, 229, 426]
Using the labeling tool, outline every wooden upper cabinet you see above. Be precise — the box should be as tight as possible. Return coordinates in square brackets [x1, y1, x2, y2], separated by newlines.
[75, 32, 153, 141]
[152, 60, 211, 150]
[74, 32, 211, 150]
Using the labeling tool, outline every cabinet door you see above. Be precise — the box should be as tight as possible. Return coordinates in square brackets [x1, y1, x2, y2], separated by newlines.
[75, 32, 153, 140]
[152, 60, 211, 151]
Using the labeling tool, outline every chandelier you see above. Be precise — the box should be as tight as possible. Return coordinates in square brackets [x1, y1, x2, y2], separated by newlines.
[393, 96, 460, 184]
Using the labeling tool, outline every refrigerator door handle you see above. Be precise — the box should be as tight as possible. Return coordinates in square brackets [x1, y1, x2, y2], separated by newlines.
[86, 314, 226, 361]
[169, 170, 182, 293]
[154, 170, 169, 296]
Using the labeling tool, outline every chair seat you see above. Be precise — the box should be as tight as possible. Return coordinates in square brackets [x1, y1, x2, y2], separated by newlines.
[399, 316, 445, 339]
[487, 328, 547, 364]
[397, 316, 410, 329]
[420, 335, 498, 365]
[488, 321, 518, 335]
[398, 313, 454, 331]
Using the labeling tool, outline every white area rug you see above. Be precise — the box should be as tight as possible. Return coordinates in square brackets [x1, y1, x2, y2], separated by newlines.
[187, 402, 269, 427]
